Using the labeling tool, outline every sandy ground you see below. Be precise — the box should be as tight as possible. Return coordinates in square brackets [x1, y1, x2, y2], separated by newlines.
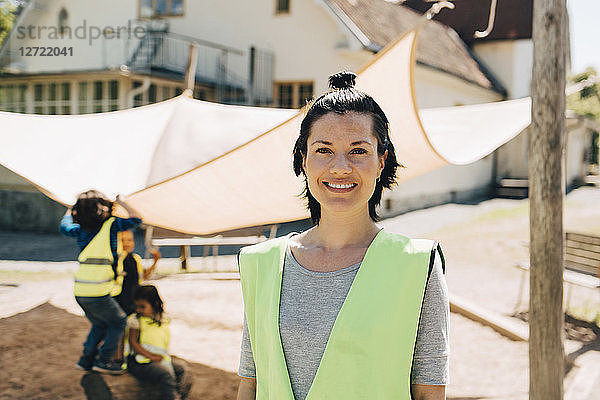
[1, 186, 600, 399]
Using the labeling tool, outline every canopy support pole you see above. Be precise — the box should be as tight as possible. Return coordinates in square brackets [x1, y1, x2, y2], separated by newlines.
[184, 42, 199, 97]
[529, 0, 567, 398]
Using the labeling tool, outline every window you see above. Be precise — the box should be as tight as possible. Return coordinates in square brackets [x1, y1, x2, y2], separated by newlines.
[298, 82, 313, 107]
[15, 84, 26, 113]
[34, 84, 44, 114]
[60, 82, 71, 114]
[108, 80, 119, 111]
[140, 0, 153, 18]
[133, 81, 144, 107]
[276, 0, 290, 14]
[0, 83, 28, 113]
[0, 85, 15, 112]
[5, 85, 14, 111]
[148, 83, 157, 103]
[140, 0, 184, 18]
[161, 85, 172, 100]
[79, 82, 89, 114]
[0, 86, 5, 111]
[47, 83, 57, 114]
[274, 81, 313, 108]
[28, 82, 73, 114]
[277, 84, 293, 108]
[93, 81, 104, 113]
[76, 80, 118, 114]
[171, 0, 183, 14]
[194, 86, 207, 100]
[58, 8, 69, 36]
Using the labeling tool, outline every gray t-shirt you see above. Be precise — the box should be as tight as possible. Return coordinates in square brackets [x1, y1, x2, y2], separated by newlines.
[239, 244, 449, 400]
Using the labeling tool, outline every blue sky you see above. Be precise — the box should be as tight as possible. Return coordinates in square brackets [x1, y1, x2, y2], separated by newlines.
[568, 0, 599, 74]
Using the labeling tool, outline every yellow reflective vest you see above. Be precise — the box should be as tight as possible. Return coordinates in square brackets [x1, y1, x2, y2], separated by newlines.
[128, 315, 172, 365]
[74, 217, 116, 297]
[239, 230, 433, 400]
[111, 253, 144, 297]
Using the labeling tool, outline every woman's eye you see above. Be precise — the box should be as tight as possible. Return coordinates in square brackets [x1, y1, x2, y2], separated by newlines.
[316, 148, 332, 154]
[350, 148, 367, 154]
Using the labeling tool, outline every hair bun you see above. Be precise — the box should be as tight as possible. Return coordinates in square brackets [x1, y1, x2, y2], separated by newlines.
[328, 71, 357, 90]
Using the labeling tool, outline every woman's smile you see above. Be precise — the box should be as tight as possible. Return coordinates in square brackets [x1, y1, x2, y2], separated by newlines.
[323, 181, 358, 192]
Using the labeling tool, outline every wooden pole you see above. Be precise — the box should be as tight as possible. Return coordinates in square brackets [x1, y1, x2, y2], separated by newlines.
[529, 0, 567, 399]
[184, 42, 199, 97]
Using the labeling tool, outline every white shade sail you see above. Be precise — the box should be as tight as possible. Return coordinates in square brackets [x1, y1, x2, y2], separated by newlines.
[0, 97, 296, 205]
[0, 30, 532, 234]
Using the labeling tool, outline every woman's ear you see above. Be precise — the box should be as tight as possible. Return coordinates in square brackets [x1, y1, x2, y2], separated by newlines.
[378, 150, 388, 177]
[302, 152, 307, 174]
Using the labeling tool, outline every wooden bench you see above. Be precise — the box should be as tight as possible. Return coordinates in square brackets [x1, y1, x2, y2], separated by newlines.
[514, 232, 600, 313]
[146, 225, 277, 270]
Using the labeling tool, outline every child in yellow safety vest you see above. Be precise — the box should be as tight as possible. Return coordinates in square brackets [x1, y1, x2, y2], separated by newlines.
[126, 285, 191, 400]
[112, 231, 161, 363]
[112, 230, 161, 316]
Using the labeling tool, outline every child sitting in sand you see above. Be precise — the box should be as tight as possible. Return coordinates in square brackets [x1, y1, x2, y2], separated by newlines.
[126, 285, 191, 400]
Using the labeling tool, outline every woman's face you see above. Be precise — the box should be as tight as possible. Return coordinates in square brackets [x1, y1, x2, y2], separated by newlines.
[303, 112, 386, 218]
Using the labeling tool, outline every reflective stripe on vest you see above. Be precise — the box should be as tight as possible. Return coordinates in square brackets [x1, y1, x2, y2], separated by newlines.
[111, 253, 144, 297]
[134, 316, 172, 365]
[74, 217, 116, 297]
[239, 230, 432, 400]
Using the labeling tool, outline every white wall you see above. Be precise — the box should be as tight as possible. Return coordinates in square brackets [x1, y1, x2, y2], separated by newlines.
[380, 155, 494, 217]
[472, 39, 533, 99]
[511, 40, 534, 99]
[496, 121, 591, 187]
[3, 0, 141, 73]
[414, 65, 503, 107]
[496, 128, 529, 179]
[165, 0, 372, 93]
[565, 123, 591, 186]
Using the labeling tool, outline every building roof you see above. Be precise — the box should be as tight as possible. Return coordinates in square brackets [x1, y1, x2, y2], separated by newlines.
[324, 0, 507, 95]
[402, 0, 532, 44]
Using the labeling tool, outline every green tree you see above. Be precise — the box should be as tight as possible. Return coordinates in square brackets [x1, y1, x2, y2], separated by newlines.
[0, 0, 16, 49]
[568, 67, 600, 119]
[568, 67, 599, 165]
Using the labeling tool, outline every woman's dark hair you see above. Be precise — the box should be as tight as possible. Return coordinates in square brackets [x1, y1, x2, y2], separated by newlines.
[71, 190, 113, 232]
[134, 285, 165, 325]
[292, 71, 402, 224]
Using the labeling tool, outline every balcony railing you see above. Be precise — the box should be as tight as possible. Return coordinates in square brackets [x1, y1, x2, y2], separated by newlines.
[0, 19, 274, 105]
[127, 31, 273, 105]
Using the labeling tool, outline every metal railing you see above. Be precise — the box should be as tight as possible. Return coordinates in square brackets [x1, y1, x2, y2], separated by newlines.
[127, 30, 274, 105]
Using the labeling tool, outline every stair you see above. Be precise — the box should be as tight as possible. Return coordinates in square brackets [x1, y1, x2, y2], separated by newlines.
[495, 178, 529, 199]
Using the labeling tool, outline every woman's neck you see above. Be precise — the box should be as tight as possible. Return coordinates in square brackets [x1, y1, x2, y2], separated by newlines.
[309, 207, 380, 250]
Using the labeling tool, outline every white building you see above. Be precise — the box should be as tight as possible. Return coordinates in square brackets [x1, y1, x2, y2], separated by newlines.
[0, 0, 594, 231]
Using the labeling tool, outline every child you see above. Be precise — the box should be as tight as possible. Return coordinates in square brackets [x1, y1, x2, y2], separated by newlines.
[127, 285, 191, 400]
[112, 230, 161, 316]
[112, 232, 161, 363]
[59, 190, 142, 374]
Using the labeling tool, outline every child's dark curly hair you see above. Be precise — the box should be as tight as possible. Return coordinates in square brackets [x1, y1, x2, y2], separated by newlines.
[134, 285, 165, 325]
[71, 190, 113, 232]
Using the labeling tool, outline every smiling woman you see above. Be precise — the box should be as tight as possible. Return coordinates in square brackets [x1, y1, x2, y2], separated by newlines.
[293, 71, 400, 224]
[236, 71, 449, 400]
